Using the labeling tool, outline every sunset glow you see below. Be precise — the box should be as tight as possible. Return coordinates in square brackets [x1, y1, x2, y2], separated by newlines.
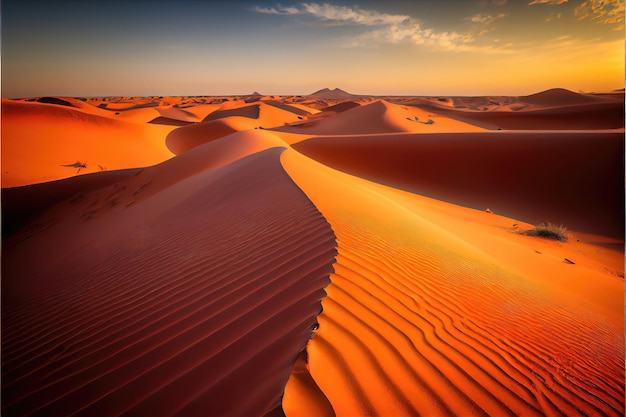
[2, 1, 624, 416]
[2, 0, 624, 97]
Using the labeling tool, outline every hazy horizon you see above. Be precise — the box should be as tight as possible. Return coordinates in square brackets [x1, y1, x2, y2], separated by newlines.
[3, 86, 625, 100]
[2, 0, 624, 98]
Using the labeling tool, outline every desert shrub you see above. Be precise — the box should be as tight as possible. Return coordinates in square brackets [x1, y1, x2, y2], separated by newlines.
[522, 222, 569, 242]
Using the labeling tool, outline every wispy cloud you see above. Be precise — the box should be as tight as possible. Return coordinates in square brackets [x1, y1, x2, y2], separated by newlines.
[479, 0, 508, 5]
[252, 3, 511, 53]
[528, 0, 568, 5]
[299, 3, 410, 25]
[574, 0, 624, 25]
[468, 13, 508, 24]
[545, 12, 562, 21]
[250, 5, 300, 15]
[251, 3, 409, 25]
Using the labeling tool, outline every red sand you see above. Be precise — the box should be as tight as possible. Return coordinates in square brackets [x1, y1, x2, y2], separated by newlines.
[2, 89, 624, 416]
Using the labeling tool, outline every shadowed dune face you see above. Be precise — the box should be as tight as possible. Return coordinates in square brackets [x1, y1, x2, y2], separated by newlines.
[414, 99, 624, 130]
[165, 119, 241, 154]
[293, 131, 624, 238]
[1, 90, 624, 416]
[202, 103, 261, 121]
[2, 144, 338, 416]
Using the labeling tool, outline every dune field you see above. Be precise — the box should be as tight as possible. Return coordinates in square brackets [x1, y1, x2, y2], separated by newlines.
[2, 88, 624, 416]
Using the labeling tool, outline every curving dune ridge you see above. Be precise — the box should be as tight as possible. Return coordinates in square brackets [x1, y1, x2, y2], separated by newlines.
[2, 91, 624, 416]
[2, 133, 337, 416]
[282, 149, 624, 417]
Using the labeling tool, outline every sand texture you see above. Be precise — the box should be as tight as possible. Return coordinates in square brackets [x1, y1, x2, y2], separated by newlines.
[2, 90, 624, 416]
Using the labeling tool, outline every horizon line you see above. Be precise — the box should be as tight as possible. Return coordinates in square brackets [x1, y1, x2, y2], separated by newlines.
[3, 86, 625, 100]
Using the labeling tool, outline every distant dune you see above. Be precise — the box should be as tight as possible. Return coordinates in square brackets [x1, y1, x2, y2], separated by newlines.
[2, 89, 623, 416]
[308, 87, 359, 100]
[278, 100, 485, 135]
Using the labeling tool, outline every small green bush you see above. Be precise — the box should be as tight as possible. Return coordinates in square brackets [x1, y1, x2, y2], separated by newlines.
[522, 222, 569, 242]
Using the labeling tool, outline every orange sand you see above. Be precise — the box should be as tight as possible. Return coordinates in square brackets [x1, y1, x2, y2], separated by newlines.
[2, 131, 336, 416]
[282, 148, 623, 416]
[2, 89, 623, 416]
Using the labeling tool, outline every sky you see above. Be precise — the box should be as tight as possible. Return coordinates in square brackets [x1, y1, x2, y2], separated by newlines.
[1, 0, 624, 97]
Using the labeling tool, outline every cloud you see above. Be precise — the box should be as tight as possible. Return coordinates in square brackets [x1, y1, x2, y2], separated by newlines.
[300, 3, 410, 25]
[253, 3, 511, 53]
[545, 12, 562, 21]
[468, 13, 508, 24]
[250, 5, 301, 14]
[528, 0, 568, 4]
[574, 0, 625, 25]
[479, 0, 508, 5]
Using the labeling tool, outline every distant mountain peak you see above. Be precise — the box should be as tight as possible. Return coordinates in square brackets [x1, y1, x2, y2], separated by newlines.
[309, 87, 356, 99]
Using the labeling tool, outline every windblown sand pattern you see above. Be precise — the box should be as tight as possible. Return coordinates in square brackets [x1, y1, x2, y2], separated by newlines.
[282, 149, 624, 416]
[2, 142, 337, 416]
[2, 90, 624, 416]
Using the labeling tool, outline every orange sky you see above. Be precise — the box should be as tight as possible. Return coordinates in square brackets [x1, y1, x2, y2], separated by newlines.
[2, 0, 624, 97]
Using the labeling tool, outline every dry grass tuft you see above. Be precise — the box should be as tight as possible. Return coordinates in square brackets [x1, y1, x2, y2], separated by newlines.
[521, 222, 569, 242]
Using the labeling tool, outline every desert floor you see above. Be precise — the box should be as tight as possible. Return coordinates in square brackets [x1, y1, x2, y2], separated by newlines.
[2, 88, 624, 416]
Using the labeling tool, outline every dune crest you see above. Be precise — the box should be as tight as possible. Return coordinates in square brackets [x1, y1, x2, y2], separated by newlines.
[279, 100, 485, 135]
[1, 100, 175, 187]
[2, 138, 338, 416]
[2, 89, 623, 416]
[281, 148, 624, 416]
[293, 131, 624, 238]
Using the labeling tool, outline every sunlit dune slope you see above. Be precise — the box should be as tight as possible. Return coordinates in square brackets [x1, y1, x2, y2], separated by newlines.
[165, 117, 256, 155]
[1, 131, 337, 416]
[282, 149, 624, 417]
[278, 100, 485, 134]
[1, 100, 175, 187]
[166, 102, 304, 154]
[154, 105, 199, 123]
[293, 131, 624, 238]
[177, 103, 222, 120]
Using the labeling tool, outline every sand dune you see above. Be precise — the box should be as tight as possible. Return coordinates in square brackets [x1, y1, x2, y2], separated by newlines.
[520, 88, 608, 108]
[279, 100, 485, 135]
[2, 89, 623, 416]
[2, 132, 337, 416]
[282, 148, 624, 416]
[177, 103, 222, 120]
[166, 102, 304, 155]
[165, 118, 247, 154]
[293, 131, 624, 238]
[412, 97, 624, 130]
[1, 100, 175, 187]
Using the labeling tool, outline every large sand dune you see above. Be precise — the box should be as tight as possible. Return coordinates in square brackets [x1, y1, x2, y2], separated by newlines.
[2, 90, 623, 416]
[1, 100, 175, 187]
[2, 132, 337, 416]
[282, 148, 623, 416]
[293, 131, 624, 238]
[279, 100, 485, 134]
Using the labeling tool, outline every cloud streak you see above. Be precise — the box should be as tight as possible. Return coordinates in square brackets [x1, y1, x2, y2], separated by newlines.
[249, 5, 300, 15]
[528, 0, 568, 5]
[252, 3, 510, 53]
[574, 0, 624, 25]
[468, 13, 508, 24]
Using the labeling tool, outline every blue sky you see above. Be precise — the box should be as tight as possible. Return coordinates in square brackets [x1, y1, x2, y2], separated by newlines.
[2, 0, 623, 97]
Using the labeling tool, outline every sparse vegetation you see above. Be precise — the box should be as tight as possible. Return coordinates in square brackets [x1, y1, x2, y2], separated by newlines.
[521, 222, 569, 242]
